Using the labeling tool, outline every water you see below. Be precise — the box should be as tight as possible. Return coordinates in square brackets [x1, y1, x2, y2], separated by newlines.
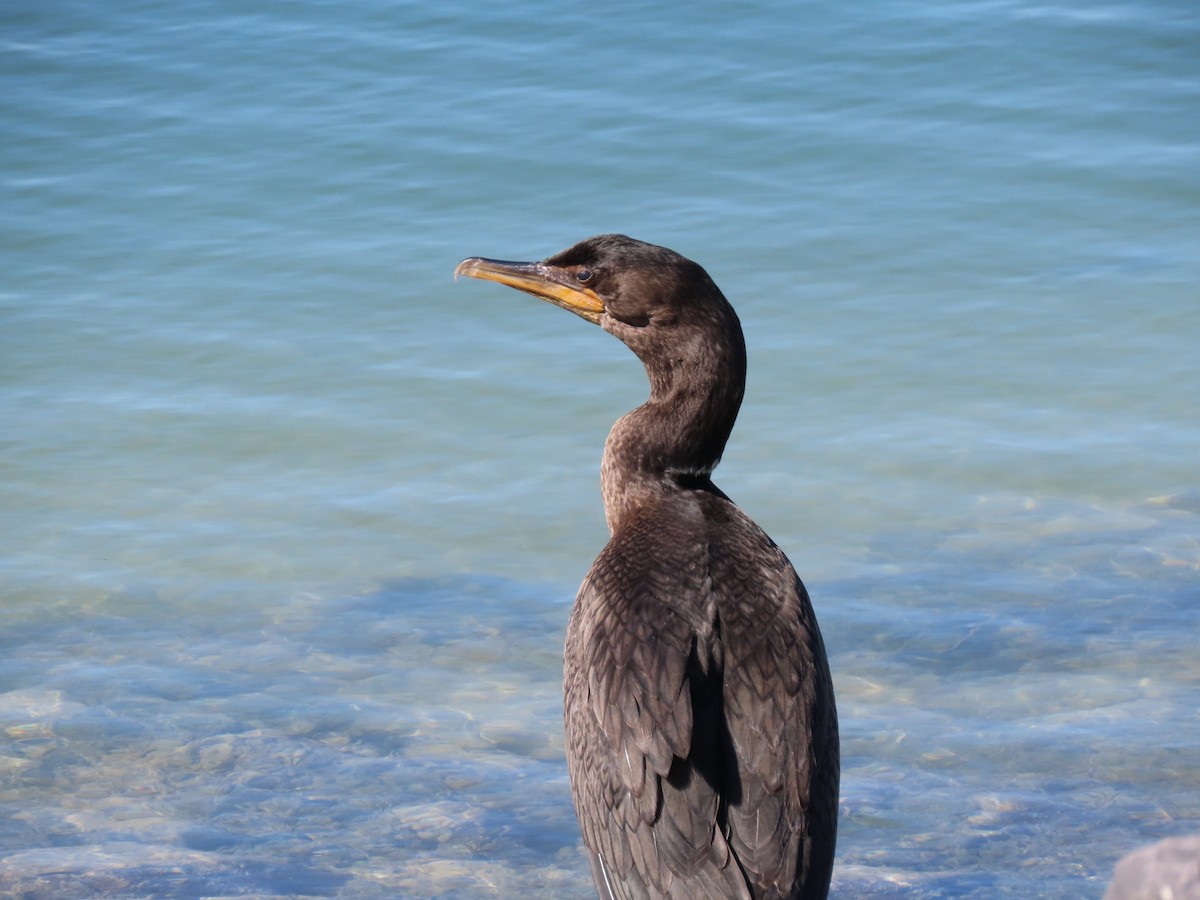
[2, 1, 1198, 896]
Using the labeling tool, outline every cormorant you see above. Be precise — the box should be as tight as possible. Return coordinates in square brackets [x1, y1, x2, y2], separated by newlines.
[455, 234, 839, 900]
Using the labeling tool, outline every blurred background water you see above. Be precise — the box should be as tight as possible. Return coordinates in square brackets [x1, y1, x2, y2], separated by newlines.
[2, 1, 1198, 897]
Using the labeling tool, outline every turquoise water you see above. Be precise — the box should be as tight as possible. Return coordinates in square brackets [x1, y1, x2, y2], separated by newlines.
[2, 1, 1198, 896]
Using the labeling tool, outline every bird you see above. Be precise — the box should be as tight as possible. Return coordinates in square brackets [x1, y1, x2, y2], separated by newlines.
[455, 234, 839, 900]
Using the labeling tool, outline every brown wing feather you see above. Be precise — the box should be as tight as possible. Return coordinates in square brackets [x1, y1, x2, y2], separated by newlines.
[714, 500, 839, 898]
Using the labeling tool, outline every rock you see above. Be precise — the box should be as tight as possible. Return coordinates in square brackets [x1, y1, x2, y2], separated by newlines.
[1104, 835, 1200, 900]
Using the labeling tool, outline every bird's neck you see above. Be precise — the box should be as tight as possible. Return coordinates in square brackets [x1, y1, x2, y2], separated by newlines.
[600, 347, 745, 534]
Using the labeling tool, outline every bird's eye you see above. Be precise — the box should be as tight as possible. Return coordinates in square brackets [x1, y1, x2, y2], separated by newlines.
[576, 268, 594, 284]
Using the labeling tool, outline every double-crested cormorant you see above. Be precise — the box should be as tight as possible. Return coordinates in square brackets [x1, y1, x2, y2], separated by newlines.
[455, 234, 839, 900]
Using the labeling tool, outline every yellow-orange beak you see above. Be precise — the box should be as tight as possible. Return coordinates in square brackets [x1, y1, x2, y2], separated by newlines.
[454, 257, 604, 325]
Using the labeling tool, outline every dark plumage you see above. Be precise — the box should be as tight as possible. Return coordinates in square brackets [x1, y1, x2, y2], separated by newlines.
[455, 234, 839, 899]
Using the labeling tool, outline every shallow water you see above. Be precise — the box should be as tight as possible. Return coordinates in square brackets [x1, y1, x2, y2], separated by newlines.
[3, 0, 1199, 896]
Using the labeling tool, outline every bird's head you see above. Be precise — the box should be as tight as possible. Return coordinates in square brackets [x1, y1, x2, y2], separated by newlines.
[455, 234, 741, 365]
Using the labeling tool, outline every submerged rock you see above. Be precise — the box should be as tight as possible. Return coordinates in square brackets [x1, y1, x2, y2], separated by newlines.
[1104, 835, 1200, 900]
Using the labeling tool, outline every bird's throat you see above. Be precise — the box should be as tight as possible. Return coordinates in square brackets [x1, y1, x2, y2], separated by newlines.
[599, 374, 741, 534]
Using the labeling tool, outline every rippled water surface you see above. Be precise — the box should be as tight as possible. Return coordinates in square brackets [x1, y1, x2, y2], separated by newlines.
[3, 1, 1198, 896]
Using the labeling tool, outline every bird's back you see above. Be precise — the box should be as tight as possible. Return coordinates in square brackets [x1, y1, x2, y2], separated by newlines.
[563, 485, 838, 899]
